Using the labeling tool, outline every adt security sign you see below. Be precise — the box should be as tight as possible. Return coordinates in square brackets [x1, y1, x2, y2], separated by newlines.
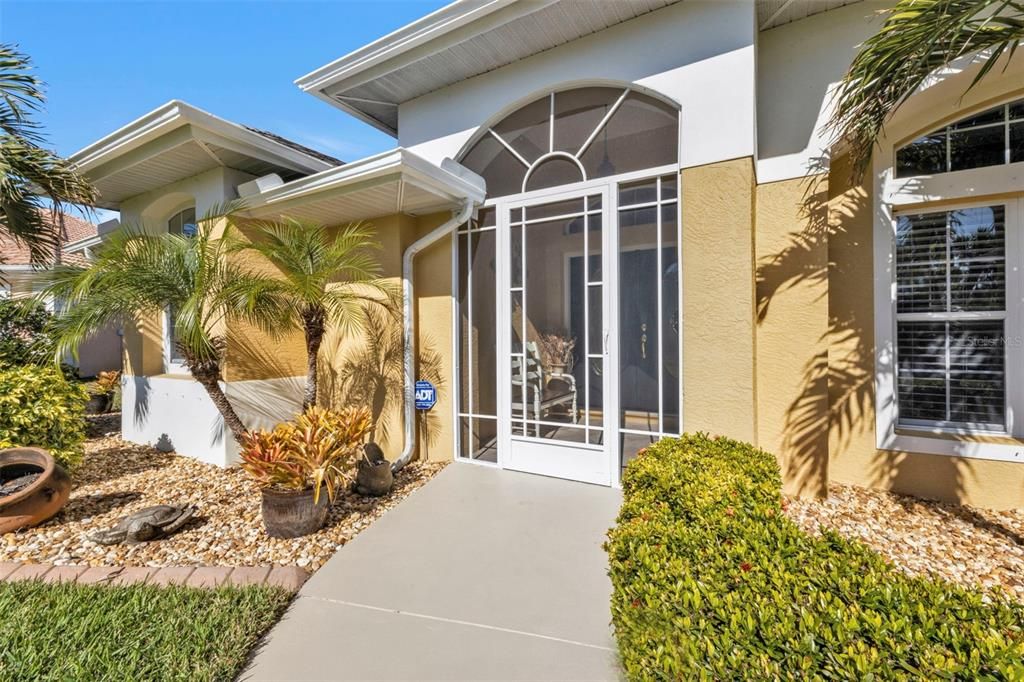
[414, 380, 436, 410]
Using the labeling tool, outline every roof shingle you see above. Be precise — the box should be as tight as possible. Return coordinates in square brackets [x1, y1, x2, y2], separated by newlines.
[0, 212, 98, 267]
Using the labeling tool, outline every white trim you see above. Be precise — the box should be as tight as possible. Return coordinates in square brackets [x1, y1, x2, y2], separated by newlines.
[294, 0, 558, 132]
[242, 148, 485, 216]
[874, 177, 1024, 462]
[69, 100, 335, 192]
[521, 152, 586, 193]
[162, 307, 189, 376]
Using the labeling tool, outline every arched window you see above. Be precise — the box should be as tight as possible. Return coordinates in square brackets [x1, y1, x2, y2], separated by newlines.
[459, 86, 678, 197]
[895, 98, 1024, 177]
[167, 206, 197, 237]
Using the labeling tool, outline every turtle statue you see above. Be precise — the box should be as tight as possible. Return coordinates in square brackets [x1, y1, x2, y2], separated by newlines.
[89, 504, 198, 545]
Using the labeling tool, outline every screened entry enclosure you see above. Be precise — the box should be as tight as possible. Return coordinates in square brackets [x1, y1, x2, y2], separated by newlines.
[454, 85, 682, 485]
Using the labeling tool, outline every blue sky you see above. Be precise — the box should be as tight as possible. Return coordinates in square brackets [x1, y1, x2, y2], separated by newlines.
[1, 0, 448, 162]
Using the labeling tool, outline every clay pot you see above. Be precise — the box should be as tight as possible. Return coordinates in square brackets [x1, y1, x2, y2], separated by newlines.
[0, 448, 72, 534]
[355, 459, 393, 496]
[355, 442, 393, 496]
[85, 392, 113, 415]
[260, 487, 329, 538]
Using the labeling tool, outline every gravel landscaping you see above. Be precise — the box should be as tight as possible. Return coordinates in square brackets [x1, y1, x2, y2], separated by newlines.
[786, 483, 1024, 601]
[0, 414, 445, 571]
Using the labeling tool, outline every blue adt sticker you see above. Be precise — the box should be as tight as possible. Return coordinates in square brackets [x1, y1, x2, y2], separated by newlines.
[414, 380, 436, 410]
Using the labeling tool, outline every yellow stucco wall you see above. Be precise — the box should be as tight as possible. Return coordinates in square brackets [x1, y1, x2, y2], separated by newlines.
[122, 311, 162, 377]
[825, 154, 1024, 510]
[411, 213, 456, 463]
[754, 175, 830, 498]
[317, 213, 417, 460]
[681, 158, 758, 444]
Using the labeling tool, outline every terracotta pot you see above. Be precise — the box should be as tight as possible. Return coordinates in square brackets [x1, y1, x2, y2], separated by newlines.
[86, 392, 113, 415]
[0, 448, 72, 534]
[260, 487, 329, 538]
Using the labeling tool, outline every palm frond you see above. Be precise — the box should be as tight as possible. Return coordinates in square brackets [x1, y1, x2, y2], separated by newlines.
[0, 45, 97, 261]
[0, 44, 44, 142]
[829, 0, 1024, 176]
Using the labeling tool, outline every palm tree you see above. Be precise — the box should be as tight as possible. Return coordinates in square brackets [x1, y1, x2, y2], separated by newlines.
[830, 0, 1024, 176]
[40, 206, 287, 442]
[0, 44, 96, 265]
[228, 217, 397, 409]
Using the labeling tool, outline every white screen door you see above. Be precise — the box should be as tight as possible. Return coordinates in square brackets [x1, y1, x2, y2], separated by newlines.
[497, 186, 614, 485]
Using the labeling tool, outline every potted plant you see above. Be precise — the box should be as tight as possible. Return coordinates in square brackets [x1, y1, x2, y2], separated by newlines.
[537, 332, 576, 375]
[240, 405, 371, 538]
[85, 370, 120, 414]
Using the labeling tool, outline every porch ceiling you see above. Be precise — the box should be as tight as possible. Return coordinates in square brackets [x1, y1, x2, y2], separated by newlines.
[297, 0, 866, 136]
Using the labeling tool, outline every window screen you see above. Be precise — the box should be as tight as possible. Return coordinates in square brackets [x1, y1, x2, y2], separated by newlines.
[459, 87, 678, 198]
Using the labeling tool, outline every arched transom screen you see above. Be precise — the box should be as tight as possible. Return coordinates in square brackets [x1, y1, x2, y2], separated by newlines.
[459, 87, 678, 198]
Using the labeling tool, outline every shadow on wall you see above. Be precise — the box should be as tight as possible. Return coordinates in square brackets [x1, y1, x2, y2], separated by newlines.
[756, 155, 979, 505]
[226, 330, 304, 429]
[320, 306, 447, 458]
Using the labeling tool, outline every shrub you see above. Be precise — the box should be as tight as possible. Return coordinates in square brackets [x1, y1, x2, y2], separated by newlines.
[240, 405, 371, 503]
[0, 364, 88, 469]
[0, 298, 57, 368]
[606, 434, 1024, 680]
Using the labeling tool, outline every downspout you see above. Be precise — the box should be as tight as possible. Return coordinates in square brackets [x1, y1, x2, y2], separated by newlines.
[392, 197, 475, 473]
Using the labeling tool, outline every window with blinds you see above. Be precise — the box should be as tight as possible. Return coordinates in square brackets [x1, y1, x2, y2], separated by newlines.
[895, 205, 1006, 429]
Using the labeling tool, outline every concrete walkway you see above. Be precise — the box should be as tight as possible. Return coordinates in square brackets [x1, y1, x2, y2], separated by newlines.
[242, 463, 623, 681]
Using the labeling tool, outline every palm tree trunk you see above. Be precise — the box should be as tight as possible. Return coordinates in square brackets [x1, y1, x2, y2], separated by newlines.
[189, 360, 249, 443]
[303, 307, 326, 409]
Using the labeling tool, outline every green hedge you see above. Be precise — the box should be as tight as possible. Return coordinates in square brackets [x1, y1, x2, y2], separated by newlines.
[606, 434, 1024, 680]
[0, 364, 88, 470]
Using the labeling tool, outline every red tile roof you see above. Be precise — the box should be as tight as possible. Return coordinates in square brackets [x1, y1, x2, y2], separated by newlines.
[0, 212, 98, 267]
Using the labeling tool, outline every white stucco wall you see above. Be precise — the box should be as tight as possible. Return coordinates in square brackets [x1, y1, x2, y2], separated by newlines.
[755, 1, 887, 183]
[398, 0, 757, 171]
[122, 375, 304, 467]
[119, 166, 255, 229]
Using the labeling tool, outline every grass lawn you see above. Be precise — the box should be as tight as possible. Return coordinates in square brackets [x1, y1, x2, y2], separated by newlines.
[0, 580, 292, 681]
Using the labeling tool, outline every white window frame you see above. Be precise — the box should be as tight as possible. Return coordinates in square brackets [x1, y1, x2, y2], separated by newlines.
[875, 191, 1024, 463]
[163, 205, 196, 375]
[162, 307, 189, 375]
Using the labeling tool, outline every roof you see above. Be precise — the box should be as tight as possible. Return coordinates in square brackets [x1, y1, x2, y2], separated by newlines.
[296, 0, 865, 136]
[0, 212, 98, 267]
[70, 101, 340, 209]
[242, 126, 341, 166]
[241, 148, 486, 224]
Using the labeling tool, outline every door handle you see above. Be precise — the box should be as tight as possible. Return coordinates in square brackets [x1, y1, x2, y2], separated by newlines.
[640, 323, 648, 360]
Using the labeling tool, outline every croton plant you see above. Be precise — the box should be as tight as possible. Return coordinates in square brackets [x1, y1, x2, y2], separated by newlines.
[240, 405, 371, 503]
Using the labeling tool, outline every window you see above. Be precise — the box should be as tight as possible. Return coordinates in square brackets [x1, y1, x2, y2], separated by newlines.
[895, 206, 1006, 429]
[167, 207, 197, 237]
[164, 207, 196, 370]
[456, 208, 499, 462]
[459, 87, 678, 198]
[895, 98, 1024, 177]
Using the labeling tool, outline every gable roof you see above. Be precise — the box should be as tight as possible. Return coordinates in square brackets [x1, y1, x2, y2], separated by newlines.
[296, 0, 864, 136]
[0, 213, 98, 267]
[71, 101, 340, 209]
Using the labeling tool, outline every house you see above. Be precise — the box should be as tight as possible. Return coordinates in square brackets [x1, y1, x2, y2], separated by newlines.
[0, 212, 122, 377]
[69, 0, 1024, 509]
